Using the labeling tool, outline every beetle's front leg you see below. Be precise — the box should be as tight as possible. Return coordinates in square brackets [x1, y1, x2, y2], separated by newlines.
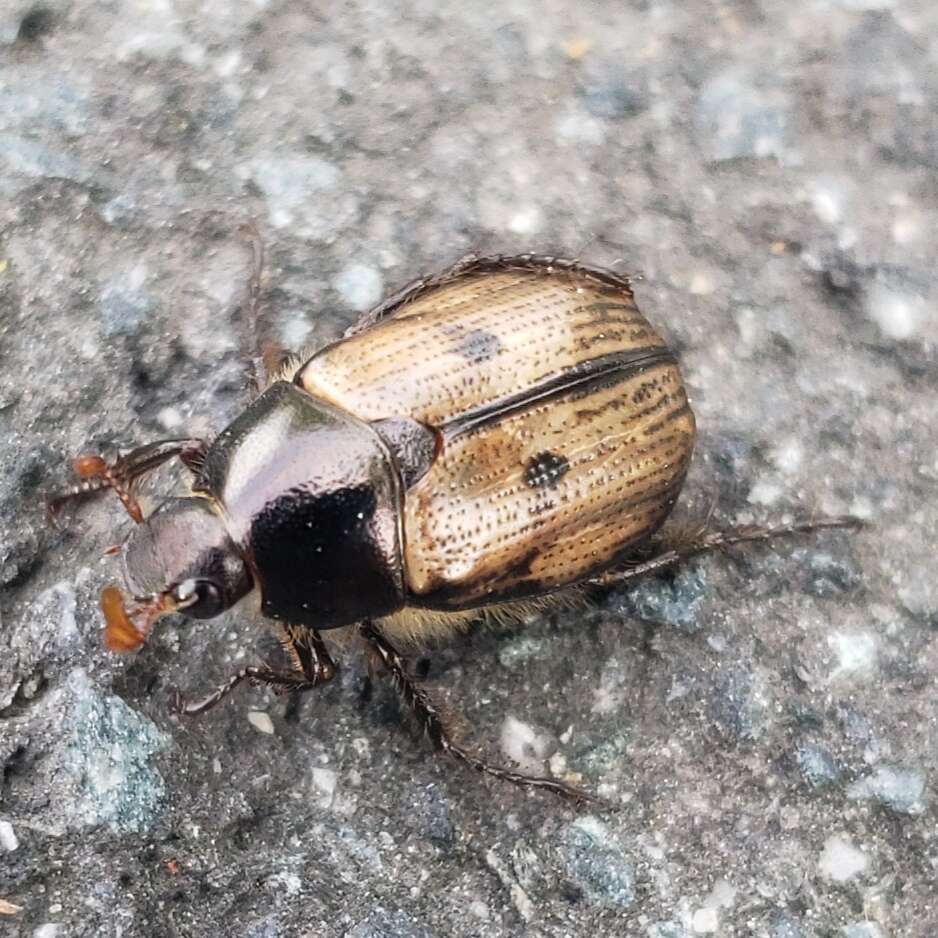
[360, 621, 597, 804]
[176, 624, 335, 716]
[588, 515, 865, 589]
[48, 438, 208, 524]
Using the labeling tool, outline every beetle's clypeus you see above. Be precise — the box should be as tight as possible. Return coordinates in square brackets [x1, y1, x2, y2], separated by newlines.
[52, 242, 860, 803]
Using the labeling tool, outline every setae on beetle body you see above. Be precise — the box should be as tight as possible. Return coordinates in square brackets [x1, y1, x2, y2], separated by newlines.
[55, 251, 857, 802]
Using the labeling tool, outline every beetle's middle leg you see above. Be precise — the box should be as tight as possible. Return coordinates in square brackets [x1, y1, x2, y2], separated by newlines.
[176, 625, 335, 715]
[588, 515, 865, 589]
[360, 621, 596, 804]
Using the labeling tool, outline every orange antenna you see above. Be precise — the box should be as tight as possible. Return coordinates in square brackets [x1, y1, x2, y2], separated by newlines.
[72, 454, 144, 522]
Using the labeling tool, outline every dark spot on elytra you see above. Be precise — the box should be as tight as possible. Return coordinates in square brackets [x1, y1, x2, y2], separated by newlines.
[524, 451, 569, 489]
[455, 328, 502, 363]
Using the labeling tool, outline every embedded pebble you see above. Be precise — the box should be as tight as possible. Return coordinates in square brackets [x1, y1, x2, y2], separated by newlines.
[692, 907, 719, 934]
[345, 908, 435, 938]
[577, 60, 648, 119]
[310, 767, 337, 805]
[612, 564, 707, 633]
[793, 549, 862, 598]
[827, 631, 879, 678]
[808, 177, 850, 226]
[33, 926, 64, 938]
[0, 819, 18, 851]
[709, 666, 772, 742]
[60, 669, 168, 833]
[819, 834, 868, 882]
[98, 266, 155, 338]
[554, 105, 607, 146]
[247, 711, 275, 735]
[559, 816, 634, 908]
[242, 155, 355, 242]
[770, 912, 807, 938]
[841, 924, 886, 938]
[334, 263, 384, 311]
[695, 69, 793, 162]
[499, 716, 553, 775]
[0, 133, 95, 195]
[648, 924, 690, 938]
[847, 765, 927, 815]
[864, 277, 929, 340]
[497, 635, 548, 670]
[0, 69, 89, 136]
[796, 742, 842, 789]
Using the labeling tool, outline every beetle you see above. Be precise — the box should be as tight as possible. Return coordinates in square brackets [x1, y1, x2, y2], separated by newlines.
[52, 242, 860, 802]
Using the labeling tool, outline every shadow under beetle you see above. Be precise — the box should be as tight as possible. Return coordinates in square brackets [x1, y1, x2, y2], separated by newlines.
[52, 231, 861, 803]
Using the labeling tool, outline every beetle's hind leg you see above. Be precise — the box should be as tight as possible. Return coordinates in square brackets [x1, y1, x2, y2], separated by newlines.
[360, 621, 596, 804]
[175, 625, 336, 716]
[589, 515, 865, 589]
[48, 438, 208, 524]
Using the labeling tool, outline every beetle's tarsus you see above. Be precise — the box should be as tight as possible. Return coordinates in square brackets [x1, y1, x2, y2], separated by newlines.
[360, 620, 597, 804]
[591, 514, 867, 588]
[175, 625, 336, 716]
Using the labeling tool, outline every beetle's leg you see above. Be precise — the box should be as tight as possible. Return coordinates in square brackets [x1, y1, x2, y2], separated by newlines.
[48, 438, 208, 523]
[588, 515, 865, 588]
[237, 220, 275, 395]
[175, 625, 336, 716]
[275, 624, 337, 687]
[359, 621, 597, 804]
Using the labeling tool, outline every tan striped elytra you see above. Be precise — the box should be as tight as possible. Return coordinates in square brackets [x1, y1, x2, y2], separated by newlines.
[298, 260, 695, 609]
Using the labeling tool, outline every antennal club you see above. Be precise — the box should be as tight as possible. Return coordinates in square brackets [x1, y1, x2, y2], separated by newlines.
[100, 585, 180, 652]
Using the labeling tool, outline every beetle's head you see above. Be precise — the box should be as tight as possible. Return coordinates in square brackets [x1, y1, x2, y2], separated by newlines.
[102, 496, 253, 651]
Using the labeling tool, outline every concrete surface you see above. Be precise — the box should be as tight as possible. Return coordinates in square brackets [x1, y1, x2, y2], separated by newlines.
[1, 1, 936, 936]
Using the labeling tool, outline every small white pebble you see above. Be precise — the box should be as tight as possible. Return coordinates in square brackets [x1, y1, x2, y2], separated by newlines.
[706, 633, 727, 653]
[771, 438, 803, 474]
[33, 926, 64, 938]
[865, 281, 926, 340]
[809, 177, 847, 225]
[0, 820, 18, 851]
[819, 834, 868, 882]
[748, 478, 783, 507]
[156, 407, 183, 431]
[692, 907, 719, 934]
[499, 716, 551, 773]
[247, 711, 275, 735]
[469, 899, 491, 921]
[508, 206, 543, 235]
[311, 767, 337, 804]
[334, 263, 383, 311]
[828, 632, 878, 677]
[548, 752, 568, 776]
[892, 212, 922, 245]
[689, 271, 716, 295]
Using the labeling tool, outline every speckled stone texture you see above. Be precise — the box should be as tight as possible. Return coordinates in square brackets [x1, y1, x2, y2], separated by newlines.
[1, 1, 936, 936]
